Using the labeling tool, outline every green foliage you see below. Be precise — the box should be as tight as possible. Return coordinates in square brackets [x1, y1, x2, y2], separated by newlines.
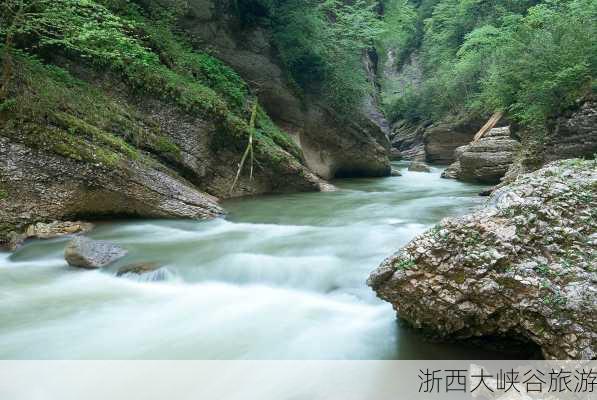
[478, 0, 595, 129]
[254, 0, 385, 115]
[379, 0, 418, 65]
[382, 0, 595, 134]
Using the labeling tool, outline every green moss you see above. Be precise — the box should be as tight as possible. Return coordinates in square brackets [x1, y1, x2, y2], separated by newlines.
[152, 136, 181, 158]
[453, 271, 466, 284]
[255, 107, 303, 161]
[53, 113, 140, 161]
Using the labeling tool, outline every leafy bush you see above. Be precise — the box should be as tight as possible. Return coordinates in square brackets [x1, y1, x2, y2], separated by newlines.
[382, 0, 595, 133]
[249, 0, 385, 115]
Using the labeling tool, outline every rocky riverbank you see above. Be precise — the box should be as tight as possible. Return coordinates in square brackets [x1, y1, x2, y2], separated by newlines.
[369, 159, 597, 359]
[0, 0, 392, 249]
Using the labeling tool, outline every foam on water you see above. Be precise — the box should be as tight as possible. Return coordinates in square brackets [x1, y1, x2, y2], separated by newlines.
[0, 162, 494, 360]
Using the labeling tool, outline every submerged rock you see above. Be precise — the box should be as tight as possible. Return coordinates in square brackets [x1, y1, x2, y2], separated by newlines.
[65, 237, 127, 269]
[408, 161, 431, 173]
[391, 168, 403, 177]
[369, 159, 597, 359]
[117, 262, 171, 282]
[116, 262, 161, 277]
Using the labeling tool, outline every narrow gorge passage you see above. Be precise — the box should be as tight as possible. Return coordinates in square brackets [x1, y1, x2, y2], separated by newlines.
[1, 163, 507, 359]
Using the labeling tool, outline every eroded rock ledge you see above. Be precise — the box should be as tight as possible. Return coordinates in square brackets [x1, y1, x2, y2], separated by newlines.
[369, 159, 596, 359]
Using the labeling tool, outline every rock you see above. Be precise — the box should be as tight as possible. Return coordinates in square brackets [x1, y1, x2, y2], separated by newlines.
[457, 127, 521, 183]
[65, 237, 127, 269]
[408, 161, 431, 173]
[441, 161, 461, 179]
[117, 262, 161, 277]
[478, 187, 495, 197]
[544, 97, 597, 162]
[389, 121, 426, 161]
[369, 159, 597, 359]
[389, 148, 402, 160]
[391, 168, 402, 177]
[424, 116, 483, 164]
[26, 221, 94, 239]
[5, 221, 94, 251]
[0, 136, 225, 250]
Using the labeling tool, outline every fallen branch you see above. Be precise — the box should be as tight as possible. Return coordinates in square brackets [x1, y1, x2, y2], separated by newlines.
[230, 101, 258, 194]
[472, 111, 504, 142]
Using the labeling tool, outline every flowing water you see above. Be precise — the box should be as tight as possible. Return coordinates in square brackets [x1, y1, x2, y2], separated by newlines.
[0, 162, 501, 360]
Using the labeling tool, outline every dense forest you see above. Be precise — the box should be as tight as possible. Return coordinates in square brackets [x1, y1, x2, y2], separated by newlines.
[380, 0, 595, 130]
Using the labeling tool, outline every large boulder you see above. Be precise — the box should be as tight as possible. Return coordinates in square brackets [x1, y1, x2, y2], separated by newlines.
[65, 237, 127, 269]
[0, 137, 225, 249]
[408, 161, 431, 173]
[424, 116, 483, 164]
[442, 127, 520, 184]
[369, 160, 597, 359]
[4, 221, 94, 251]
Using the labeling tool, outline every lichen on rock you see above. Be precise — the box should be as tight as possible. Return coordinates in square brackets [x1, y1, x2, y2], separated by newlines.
[369, 159, 597, 359]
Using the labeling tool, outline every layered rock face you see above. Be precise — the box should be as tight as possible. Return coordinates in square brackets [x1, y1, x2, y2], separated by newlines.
[424, 117, 483, 164]
[0, 137, 225, 248]
[133, 95, 327, 199]
[442, 127, 521, 184]
[544, 98, 597, 162]
[389, 115, 481, 164]
[389, 121, 426, 161]
[182, 0, 391, 179]
[369, 160, 597, 359]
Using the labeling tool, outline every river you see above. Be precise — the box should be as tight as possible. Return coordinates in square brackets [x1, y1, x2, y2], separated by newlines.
[0, 162, 504, 359]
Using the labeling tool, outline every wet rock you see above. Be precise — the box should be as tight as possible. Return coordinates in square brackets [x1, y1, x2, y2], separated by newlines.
[117, 262, 161, 277]
[443, 127, 520, 184]
[441, 161, 461, 179]
[408, 161, 431, 173]
[25, 221, 94, 239]
[391, 168, 402, 177]
[65, 237, 127, 269]
[3, 221, 94, 251]
[369, 159, 597, 359]
[478, 187, 495, 197]
[0, 137, 225, 251]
